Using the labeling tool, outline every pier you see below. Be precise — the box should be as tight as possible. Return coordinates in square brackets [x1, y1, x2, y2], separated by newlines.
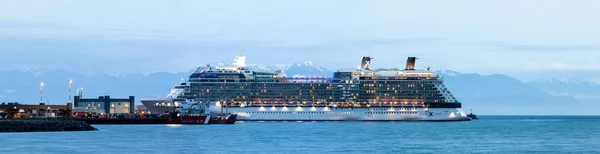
[72, 118, 169, 124]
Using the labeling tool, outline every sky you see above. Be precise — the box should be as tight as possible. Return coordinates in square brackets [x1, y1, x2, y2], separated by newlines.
[0, 0, 599, 82]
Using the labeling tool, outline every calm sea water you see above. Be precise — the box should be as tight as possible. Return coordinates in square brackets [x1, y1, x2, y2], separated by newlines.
[1, 116, 600, 154]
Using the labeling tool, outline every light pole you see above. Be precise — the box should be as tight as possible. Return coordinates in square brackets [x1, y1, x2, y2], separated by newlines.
[68, 80, 73, 103]
[79, 87, 83, 97]
[40, 81, 44, 105]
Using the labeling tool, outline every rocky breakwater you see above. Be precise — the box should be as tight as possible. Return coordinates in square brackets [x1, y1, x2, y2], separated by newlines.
[0, 119, 98, 132]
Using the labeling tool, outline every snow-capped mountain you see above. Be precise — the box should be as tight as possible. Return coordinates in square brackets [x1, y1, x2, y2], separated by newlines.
[432, 69, 463, 77]
[438, 72, 584, 115]
[1, 66, 597, 115]
[528, 77, 600, 104]
[250, 64, 290, 73]
[205, 60, 332, 77]
[535, 77, 585, 85]
[285, 61, 332, 77]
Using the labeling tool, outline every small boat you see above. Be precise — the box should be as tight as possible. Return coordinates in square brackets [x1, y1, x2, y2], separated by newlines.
[466, 109, 478, 120]
[466, 113, 478, 120]
[167, 99, 237, 124]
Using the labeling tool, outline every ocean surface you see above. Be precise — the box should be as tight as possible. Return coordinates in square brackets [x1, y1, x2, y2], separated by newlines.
[1, 116, 600, 154]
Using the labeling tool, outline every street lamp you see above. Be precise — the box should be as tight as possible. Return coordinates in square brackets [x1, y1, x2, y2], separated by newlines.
[40, 81, 44, 105]
[68, 80, 73, 103]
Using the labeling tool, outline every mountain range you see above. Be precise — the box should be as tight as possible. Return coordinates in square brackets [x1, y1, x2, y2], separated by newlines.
[527, 78, 600, 106]
[0, 61, 597, 115]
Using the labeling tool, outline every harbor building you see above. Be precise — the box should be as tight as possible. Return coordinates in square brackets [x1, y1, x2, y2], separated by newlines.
[73, 95, 135, 114]
[0, 102, 72, 118]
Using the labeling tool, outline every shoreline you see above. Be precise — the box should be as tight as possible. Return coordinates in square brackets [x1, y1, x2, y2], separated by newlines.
[0, 119, 97, 133]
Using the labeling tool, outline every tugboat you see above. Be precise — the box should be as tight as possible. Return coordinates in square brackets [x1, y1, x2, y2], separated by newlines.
[168, 99, 237, 124]
[466, 109, 478, 120]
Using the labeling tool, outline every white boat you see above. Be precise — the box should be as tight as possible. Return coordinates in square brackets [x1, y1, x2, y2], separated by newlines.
[140, 83, 189, 114]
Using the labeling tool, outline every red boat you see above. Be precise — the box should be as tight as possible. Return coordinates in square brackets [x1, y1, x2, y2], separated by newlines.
[167, 112, 237, 124]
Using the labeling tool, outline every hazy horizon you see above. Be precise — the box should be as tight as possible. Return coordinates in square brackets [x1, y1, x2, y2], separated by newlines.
[1, 0, 600, 83]
[2, 2, 600, 154]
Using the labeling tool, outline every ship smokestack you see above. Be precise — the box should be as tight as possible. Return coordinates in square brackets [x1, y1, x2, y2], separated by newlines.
[405, 57, 417, 70]
[361, 56, 373, 70]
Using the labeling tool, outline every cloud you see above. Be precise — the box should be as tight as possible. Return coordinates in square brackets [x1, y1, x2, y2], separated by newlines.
[1, 0, 600, 82]
[0, 34, 443, 74]
[4, 90, 15, 93]
[455, 42, 599, 52]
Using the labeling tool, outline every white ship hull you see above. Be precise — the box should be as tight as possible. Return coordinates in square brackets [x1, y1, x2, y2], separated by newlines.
[210, 105, 471, 121]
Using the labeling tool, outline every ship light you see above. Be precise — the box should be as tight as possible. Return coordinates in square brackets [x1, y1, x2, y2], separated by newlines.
[324, 107, 330, 111]
[449, 112, 456, 118]
[259, 106, 266, 111]
[167, 124, 182, 127]
[282, 106, 289, 111]
[310, 106, 317, 111]
[270, 106, 276, 111]
[295, 106, 303, 111]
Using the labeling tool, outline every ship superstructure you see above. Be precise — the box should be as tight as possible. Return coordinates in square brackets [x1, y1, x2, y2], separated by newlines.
[145, 55, 470, 121]
[140, 82, 190, 114]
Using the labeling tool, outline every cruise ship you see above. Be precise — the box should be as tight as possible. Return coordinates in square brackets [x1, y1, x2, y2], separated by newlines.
[142, 56, 471, 121]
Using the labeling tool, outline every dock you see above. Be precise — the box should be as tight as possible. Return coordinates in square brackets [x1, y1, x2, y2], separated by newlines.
[72, 118, 169, 124]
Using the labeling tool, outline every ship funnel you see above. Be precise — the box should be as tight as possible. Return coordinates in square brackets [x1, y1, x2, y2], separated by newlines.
[361, 56, 373, 70]
[405, 57, 417, 70]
